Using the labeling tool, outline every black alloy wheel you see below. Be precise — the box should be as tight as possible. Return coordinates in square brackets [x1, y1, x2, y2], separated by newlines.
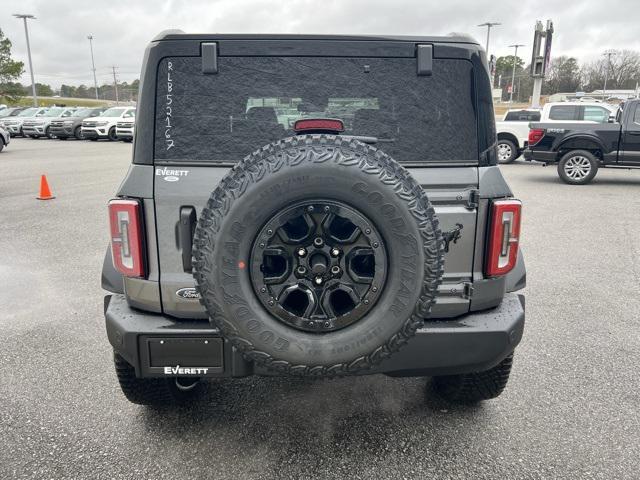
[250, 200, 387, 333]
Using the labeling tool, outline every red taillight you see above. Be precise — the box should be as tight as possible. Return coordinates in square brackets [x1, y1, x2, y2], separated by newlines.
[293, 118, 345, 133]
[485, 199, 522, 277]
[528, 128, 545, 146]
[108, 199, 145, 278]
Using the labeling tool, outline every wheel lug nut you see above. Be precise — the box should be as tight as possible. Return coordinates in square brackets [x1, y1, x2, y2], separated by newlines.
[373, 242, 379, 248]
[331, 248, 340, 257]
[297, 247, 307, 257]
[268, 299, 275, 306]
[331, 266, 341, 275]
[364, 299, 369, 305]
[314, 237, 324, 247]
[297, 266, 307, 275]
[324, 206, 330, 212]
[365, 228, 371, 234]
[372, 286, 378, 292]
[314, 276, 323, 285]
[267, 229, 273, 235]
[260, 287, 266, 293]
[307, 205, 314, 212]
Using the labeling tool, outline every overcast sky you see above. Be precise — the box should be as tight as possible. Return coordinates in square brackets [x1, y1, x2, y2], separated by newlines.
[2, 0, 640, 89]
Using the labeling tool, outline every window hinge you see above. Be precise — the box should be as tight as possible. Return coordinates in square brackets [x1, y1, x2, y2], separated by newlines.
[468, 189, 480, 209]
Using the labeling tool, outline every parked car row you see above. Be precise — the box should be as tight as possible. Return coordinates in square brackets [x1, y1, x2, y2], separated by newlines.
[0, 106, 135, 143]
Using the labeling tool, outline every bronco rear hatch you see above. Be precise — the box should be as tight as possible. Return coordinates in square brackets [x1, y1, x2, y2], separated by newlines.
[142, 36, 490, 320]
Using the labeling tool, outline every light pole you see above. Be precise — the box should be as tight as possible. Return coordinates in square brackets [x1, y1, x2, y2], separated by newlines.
[87, 35, 99, 100]
[478, 22, 501, 57]
[602, 50, 616, 100]
[13, 14, 37, 107]
[509, 44, 525, 103]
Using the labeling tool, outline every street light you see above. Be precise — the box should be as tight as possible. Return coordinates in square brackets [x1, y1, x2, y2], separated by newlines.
[509, 44, 525, 103]
[478, 22, 501, 57]
[87, 35, 99, 100]
[13, 14, 37, 107]
[602, 50, 616, 101]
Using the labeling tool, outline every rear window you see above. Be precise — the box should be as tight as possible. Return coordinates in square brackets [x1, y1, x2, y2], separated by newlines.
[548, 105, 579, 121]
[154, 56, 478, 163]
[582, 106, 610, 123]
[504, 110, 540, 121]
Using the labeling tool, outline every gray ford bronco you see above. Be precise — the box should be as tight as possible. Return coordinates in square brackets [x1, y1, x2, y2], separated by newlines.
[103, 31, 526, 406]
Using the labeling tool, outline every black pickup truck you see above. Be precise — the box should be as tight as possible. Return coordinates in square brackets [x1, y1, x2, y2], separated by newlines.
[524, 99, 640, 184]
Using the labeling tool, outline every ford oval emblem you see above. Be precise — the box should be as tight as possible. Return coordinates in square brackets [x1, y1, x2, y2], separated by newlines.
[176, 288, 201, 299]
[164, 176, 179, 182]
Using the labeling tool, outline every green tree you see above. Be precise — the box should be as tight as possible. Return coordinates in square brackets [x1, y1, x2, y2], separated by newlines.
[543, 56, 581, 94]
[60, 84, 77, 97]
[33, 83, 53, 96]
[0, 28, 25, 98]
[494, 55, 526, 101]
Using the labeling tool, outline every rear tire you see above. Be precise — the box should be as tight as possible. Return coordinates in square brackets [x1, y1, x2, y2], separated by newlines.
[74, 126, 84, 140]
[497, 139, 518, 164]
[432, 354, 514, 403]
[113, 352, 203, 406]
[46, 127, 55, 139]
[557, 150, 599, 185]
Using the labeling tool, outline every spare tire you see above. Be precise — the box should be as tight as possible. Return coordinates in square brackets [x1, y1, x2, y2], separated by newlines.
[192, 135, 444, 376]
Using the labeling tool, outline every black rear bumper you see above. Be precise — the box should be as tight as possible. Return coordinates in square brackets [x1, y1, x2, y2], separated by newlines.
[523, 148, 557, 163]
[105, 293, 525, 378]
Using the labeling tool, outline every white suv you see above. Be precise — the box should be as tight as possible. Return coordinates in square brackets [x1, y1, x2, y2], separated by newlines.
[115, 108, 135, 142]
[82, 106, 136, 141]
[0, 107, 49, 137]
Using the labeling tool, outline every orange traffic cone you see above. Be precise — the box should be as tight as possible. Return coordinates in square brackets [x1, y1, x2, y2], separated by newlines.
[37, 175, 55, 200]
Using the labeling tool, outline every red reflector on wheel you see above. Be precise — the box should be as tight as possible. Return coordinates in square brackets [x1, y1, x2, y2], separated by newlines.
[485, 199, 522, 277]
[293, 118, 345, 133]
[108, 199, 145, 278]
[528, 128, 545, 146]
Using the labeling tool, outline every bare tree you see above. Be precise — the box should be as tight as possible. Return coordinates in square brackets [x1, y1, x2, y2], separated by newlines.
[581, 50, 640, 91]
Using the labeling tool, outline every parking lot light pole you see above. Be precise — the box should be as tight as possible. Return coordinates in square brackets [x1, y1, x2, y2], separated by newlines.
[602, 50, 616, 101]
[87, 35, 99, 100]
[13, 14, 38, 107]
[509, 44, 525, 103]
[478, 22, 501, 57]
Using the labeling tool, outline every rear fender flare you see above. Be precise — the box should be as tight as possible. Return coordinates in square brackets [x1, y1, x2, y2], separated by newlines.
[557, 135, 605, 160]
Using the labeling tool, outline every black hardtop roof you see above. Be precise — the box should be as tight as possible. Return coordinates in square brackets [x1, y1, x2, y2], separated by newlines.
[152, 30, 479, 45]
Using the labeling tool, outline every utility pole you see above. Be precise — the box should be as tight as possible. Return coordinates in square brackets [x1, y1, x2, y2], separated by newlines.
[87, 35, 99, 100]
[13, 14, 38, 107]
[477, 22, 501, 57]
[509, 44, 525, 103]
[111, 66, 119, 105]
[602, 50, 616, 100]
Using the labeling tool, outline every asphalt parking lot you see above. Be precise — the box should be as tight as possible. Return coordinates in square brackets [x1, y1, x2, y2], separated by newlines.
[1, 138, 639, 480]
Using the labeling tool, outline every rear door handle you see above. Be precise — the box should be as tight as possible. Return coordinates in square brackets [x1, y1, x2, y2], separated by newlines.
[179, 206, 197, 273]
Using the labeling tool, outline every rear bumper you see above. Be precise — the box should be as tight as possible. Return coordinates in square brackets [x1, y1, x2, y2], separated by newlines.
[105, 292, 525, 378]
[523, 149, 557, 163]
